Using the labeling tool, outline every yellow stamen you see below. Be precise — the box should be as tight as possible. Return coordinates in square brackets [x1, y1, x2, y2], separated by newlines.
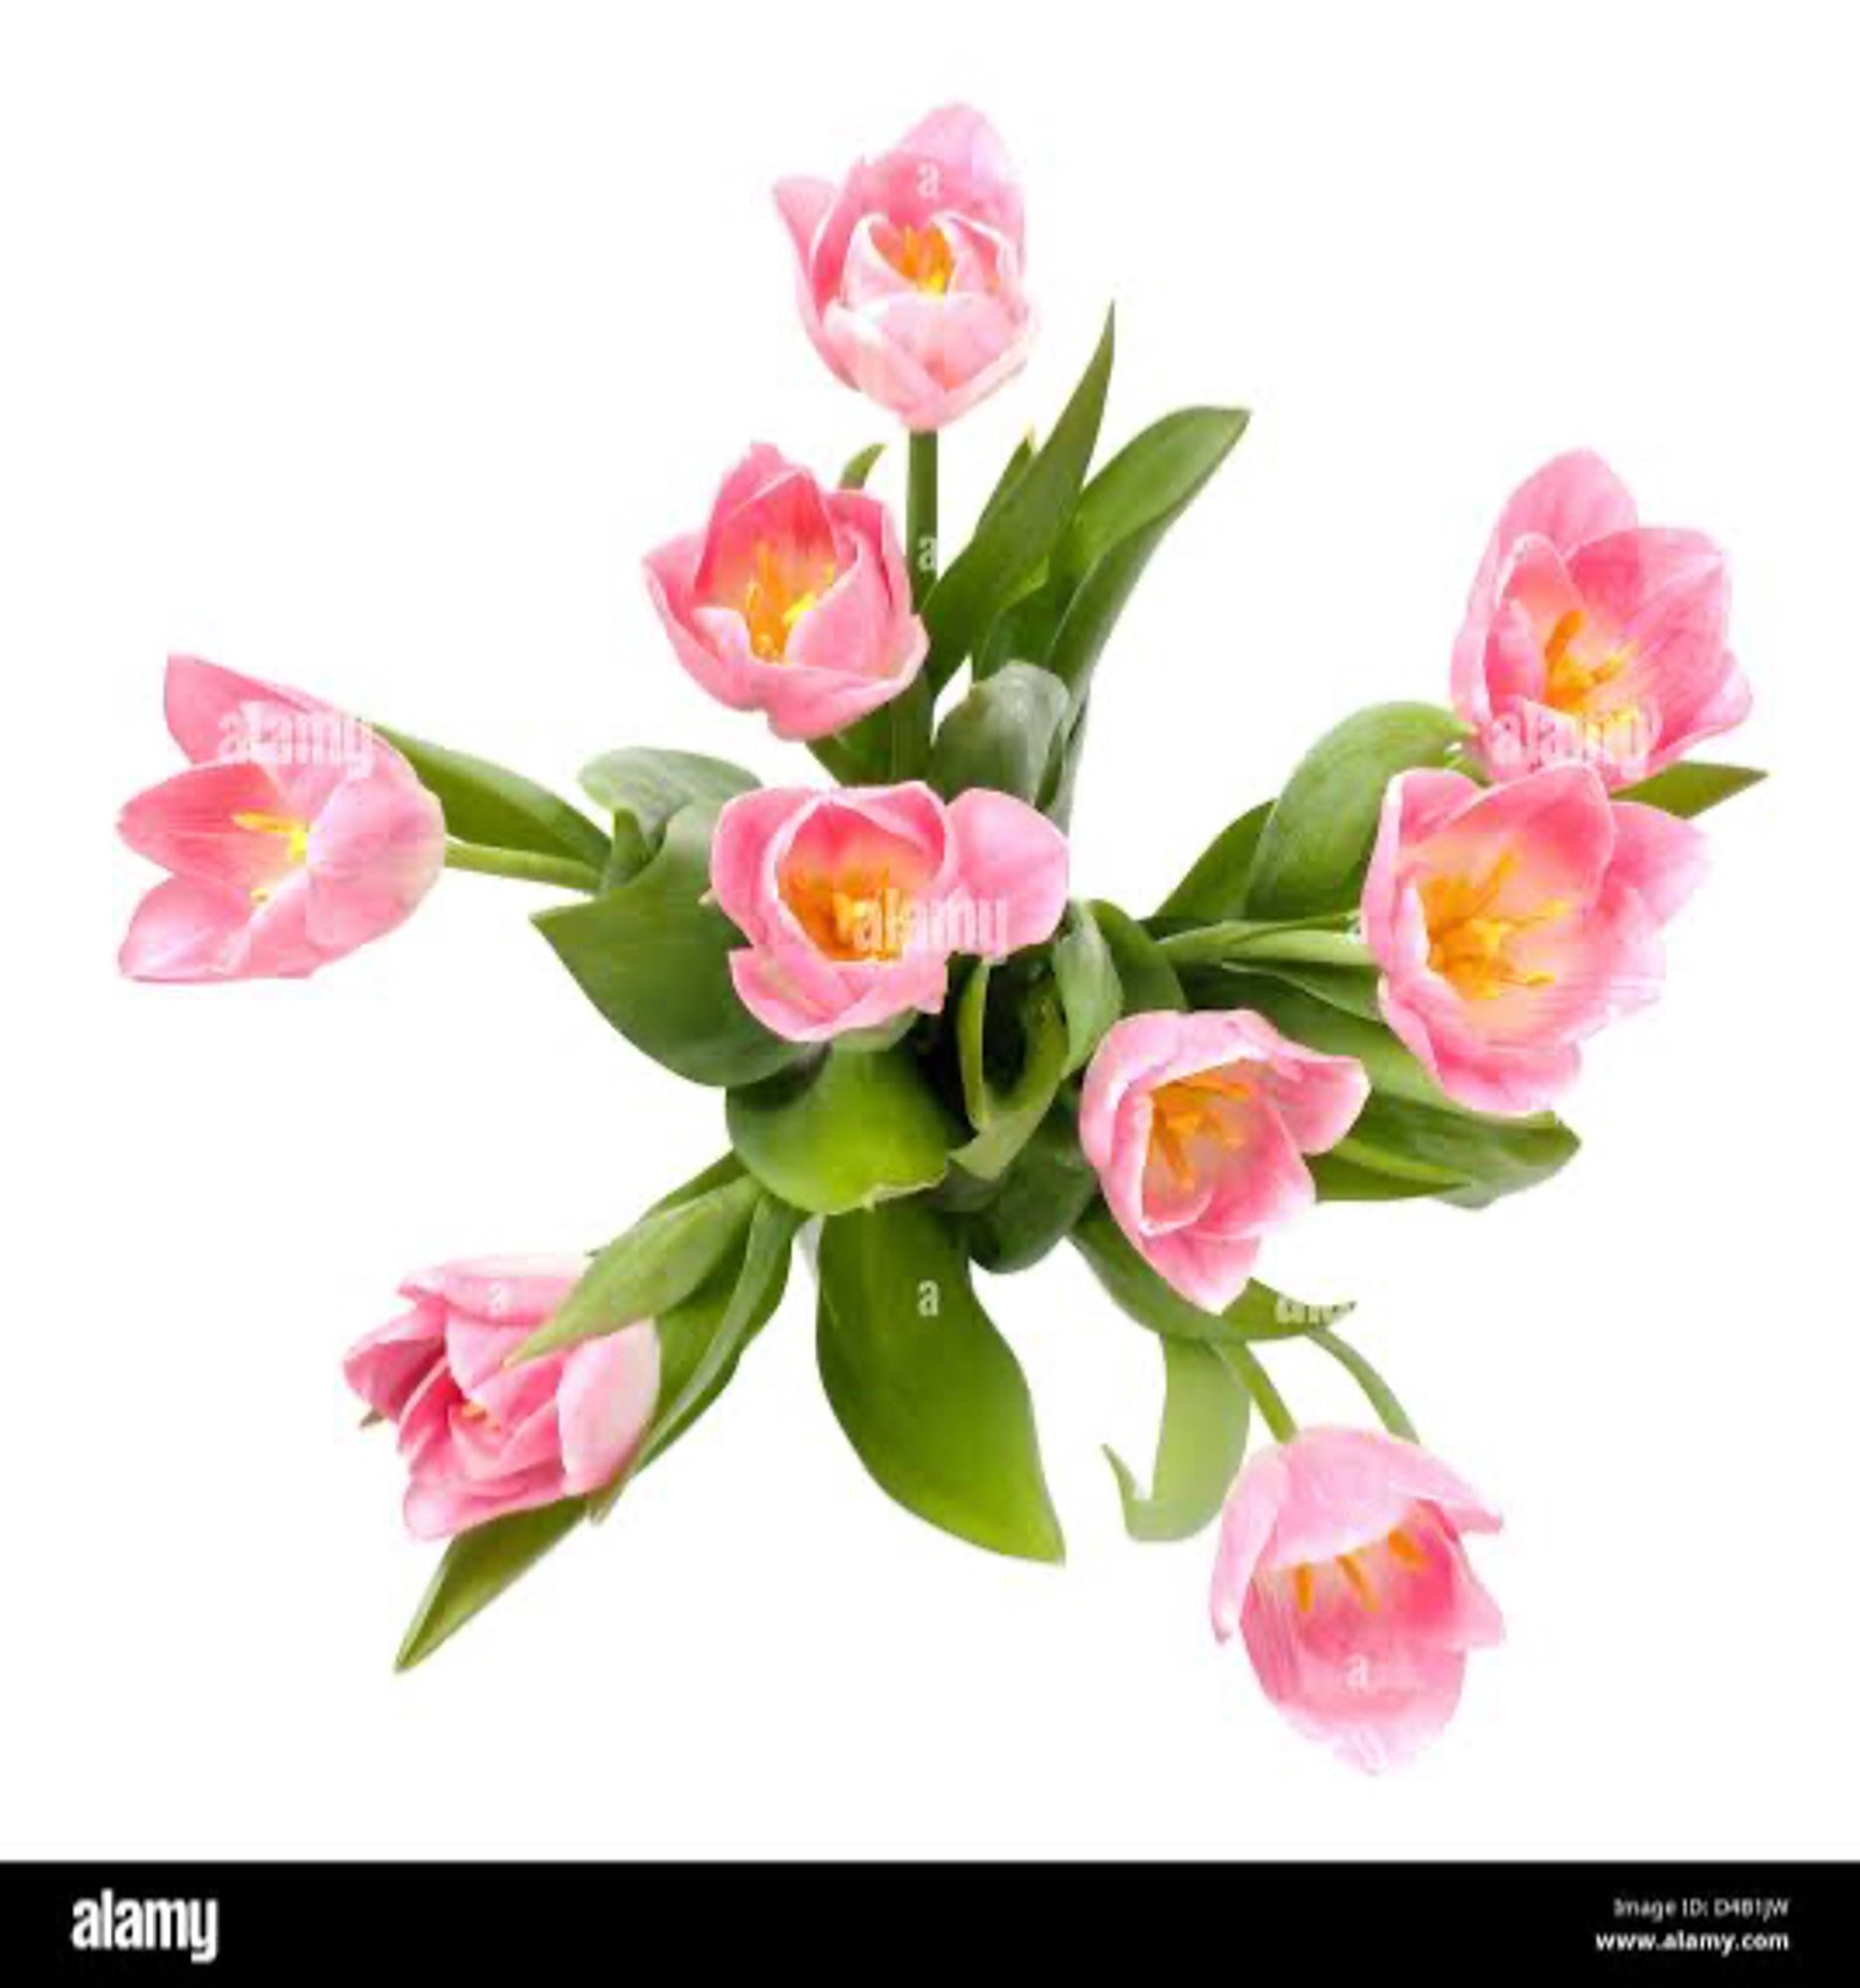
[1420, 851, 1567, 1002]
[885, 222, 954, 295]
[1338, 1552, 1378, 1610]
[1542, 606, 1631, 716]
[782, 864, 908, 962]
[741, 542, 836, 663]
[1146, 1068, 1254, 1190]
[1388, 1525, 1427, 1568]
[1292, 1565, 1316, 1614]
[233, 809, 310, 903]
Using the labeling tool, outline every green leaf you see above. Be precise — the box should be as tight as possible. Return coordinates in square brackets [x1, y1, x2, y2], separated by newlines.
[1072, 1203, 1348, 1346]
[1056, 407, 1251, 582]
[577, 747, 758, 887]
[923, 310, 1115, 691]
[374, 724, 609, 872]
[396, 1497, 587, 1673]
[929, 661, 1070, 804]
[1154, 801, 1272, 923]
[1050, 905, 1123, 1072]
[1615, 760, 1766, 819]
[516, 1170, 762, 1361]
[829, 666, 933, 786]
[535, 804, 802, 1088]
[976, 431, 1036, 532]
[953, 965, 1072, 1182]
[1245, 703, 1468, 918]
[1087, 900, 1185, 1012]
[621, 1193, 800, 1481]
[1105, 1337, 1251, 1543]
[727, 1042, 957, 1216]
[816, 1200, 1065, 1562]
[839, 441, 886, 490]
[964, 1105, 1101, 1274]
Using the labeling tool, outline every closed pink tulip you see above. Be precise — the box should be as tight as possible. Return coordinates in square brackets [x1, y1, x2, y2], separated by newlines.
[1452, 449, 1751, 786]
[710, 781, 1068, 1043]
[775, 103, 1033, 431]
[117, 656, 444, 982]
[1210, 1427, 1503, 1772]
[1079, 1011, 1369, 1313]
[645, 444, 927, 742]
[1362, 764, 1707, 1116]
[344, 1257, 660, 1541]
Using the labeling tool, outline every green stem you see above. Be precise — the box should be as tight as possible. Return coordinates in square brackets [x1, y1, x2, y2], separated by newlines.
[907, 430, 938, 607]
[444, 839, 601, 893]
[1308, 1326, 1419, 1442]
[1221, 1343, 1298, 1443]
[1157, 922, 1369, 969]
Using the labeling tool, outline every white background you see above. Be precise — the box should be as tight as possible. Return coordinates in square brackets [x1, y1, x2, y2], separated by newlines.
[3, 0, 1855, 1857]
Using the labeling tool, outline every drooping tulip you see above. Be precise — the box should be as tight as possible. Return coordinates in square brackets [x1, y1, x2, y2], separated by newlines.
[1078, 1010, 1369, 1313]
[709, 780, 1068, 1043]
[344, 1256, 659, 1541]
[645, 443, 927, 741]
[1210, 1427, 1503, 1772]
[1451, 449, 1750, 786]
[118, 655, 444, 982]
[775, 104, 1033, 430]
[1362, 764, 1707, 1115]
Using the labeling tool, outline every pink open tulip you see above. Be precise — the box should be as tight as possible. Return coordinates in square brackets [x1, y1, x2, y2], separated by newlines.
[117, 656, 444, 982]
[1363, 764, 1707, 1116]
[344, 1256, 660, 1541]
[775, 103, 1033, 430]
[645, 444, 927, 742]
[1452, 449, 1750, 786]
[1079, 1011, 1369, 1313]
[710, 781, 1068, 1043]
[1210, 1427, 1503, 1772]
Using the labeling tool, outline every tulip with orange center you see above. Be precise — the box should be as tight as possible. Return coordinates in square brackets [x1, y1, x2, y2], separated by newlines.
[1451, 449, 1750, 786]
[775, 104, 1033, 431]
[1078, 1011, 1370, 1313]
[1362, 763, 1707, 1116]
[1210, 1428, 1504, 1771]
[645, 443, 927, 743]
[708, 781, 1069, 1044]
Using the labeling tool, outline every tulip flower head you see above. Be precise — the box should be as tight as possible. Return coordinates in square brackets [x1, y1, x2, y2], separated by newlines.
[344, 1257, 659, 1541]
[1211, 1428, 1504, 1771]
[117, 656, 444, 982]
[1452, 450, 1750, 786]
[645, 444, 928, 742]
[709, 781, 1069, 1043]
[1363, 764, 1707, 1115]
[775, 104, 1034, 430]
[1079, 1010, 1370, 1313]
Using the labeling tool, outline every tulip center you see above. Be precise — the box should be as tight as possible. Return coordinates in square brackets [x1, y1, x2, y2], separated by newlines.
[1542, 607, 1631, 716]
[1279, 1521, 1431, 1616]
[881, 222, 954, 295]
[1148, 1068, 1255, 1189]
[741, 541, 836, 663]
[1420, 852, 1566, 1003]
[781, 864, 912, 962]
[232, 809, 310, 904]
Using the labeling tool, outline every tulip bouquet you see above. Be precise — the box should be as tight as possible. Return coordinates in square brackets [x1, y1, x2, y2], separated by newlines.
[118, 106, 1763, 1769]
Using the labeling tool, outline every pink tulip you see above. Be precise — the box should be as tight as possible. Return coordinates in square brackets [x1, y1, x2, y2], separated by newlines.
[1452, 449, 1750, 786]
[117, 656, 444, 982]
[1362, 764, 1707, 1116]
[645, 444, 927, 742]
[344, 1256, 660, 1541]
[1079, 1011, 1369, 1312]
[775, 103, 1033, 431]
[710, 781, 1068, 1043]
[1210, 1427, 1503, 1772]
